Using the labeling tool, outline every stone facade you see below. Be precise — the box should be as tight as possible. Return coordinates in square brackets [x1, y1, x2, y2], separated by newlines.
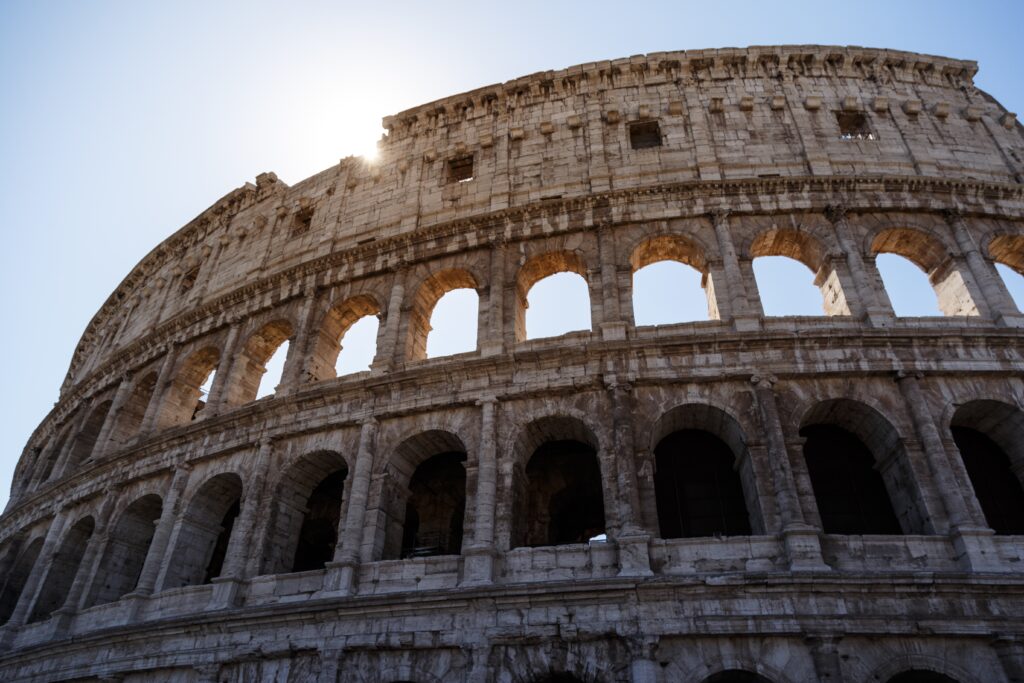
[1, 45, 1023, 682]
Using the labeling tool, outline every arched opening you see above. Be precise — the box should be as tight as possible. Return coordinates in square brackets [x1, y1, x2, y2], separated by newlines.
[380, 431, 467, 560]
[655, 430, 752, 538]
[989, 234, 1024, 312]
[802, 425, 903, 534]
[158, 346, 220, 428]
[85, 494, 163, 607]
[702, 672, 774, 683]
[407, 269, 479, 360]
[875, 253, 943, 316]
[265, 451, 349, 575]
[512, 417, 605, 548]
[750, 228, 843, 316]
[36, 425, 74, 485]
[161, 473, 242, 590]
[800, 399, 923, 535]
[516, 251, 592, 341]
[426, 289, 479, 358]
[872, 228, 978, 317]
[631, 234, 714, 325]
[228, 320, 295, 405]
[307, 294, 381, 381]
[951, 400, 1024, 534]
[107, 371, 158, 448]
[0, 538, 43, 624]
[29, 516, 95, 623]
[64, 400, 113, 472]
[887, 671, 959, 683]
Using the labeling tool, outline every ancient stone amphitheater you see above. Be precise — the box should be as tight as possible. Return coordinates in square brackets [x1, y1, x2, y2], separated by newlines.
[2, 45, 1024, 683]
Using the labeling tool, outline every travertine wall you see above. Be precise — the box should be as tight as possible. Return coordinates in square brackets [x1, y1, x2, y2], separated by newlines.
[1, 45, 1023, 682]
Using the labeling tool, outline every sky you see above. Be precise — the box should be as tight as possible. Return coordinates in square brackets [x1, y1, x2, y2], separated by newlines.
[2, 0, 1023, 510]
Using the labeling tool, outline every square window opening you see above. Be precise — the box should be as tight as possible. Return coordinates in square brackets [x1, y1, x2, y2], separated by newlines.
[180, 267, 200, 293]
[629, 121, 662, 149]
[291, 208, 313, 237]
[447, 155, 474, 183]
[836, 112, 876, 140]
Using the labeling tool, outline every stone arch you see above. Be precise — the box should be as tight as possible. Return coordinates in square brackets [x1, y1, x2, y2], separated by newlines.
[307, 294, 382, 382]
[225, 319, 296, 405]
[650, 403, 759, 537]
[871, 227, 979, 317]
[886, 671, 959, 683]
[29, 515, 95, 623]
[161, 472, 243, 590]
[36, 422, 75, 485]
[0, 536, 44, 624]
[515, 250, 591, 341]
[799, 399, 924, 534]
[63, 399, 114, 473]
[406, 268, 480, 361]
[867, 652, 979, 683]
[157, 346, 220, 428]
[107, 371, 159, 448]
[987, 233, 1024, 275]
[630, 233, 717, 323]
[85, 493, 163, 607]
[750, 227, 850, 316]
[378, 430, 468, 560]
[264, 450, 350, 575]
[950, 399, 1024, 534]
[511, 415, 605, 548]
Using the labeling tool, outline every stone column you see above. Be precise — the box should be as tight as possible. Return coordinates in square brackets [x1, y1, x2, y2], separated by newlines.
[372, 271, 405, 372]
[480, 242, 506, 356]
[825, 205, 894, 326]
[895, 371, 1002, 571]
[946, 210, 1023, 327]
[210, 437, 273, 608]
[598, 224, 627, 341]
[52, 491, 119, 635]
[806, 634, 845, 682]
[606, 379, 652, 577]
[326, 418, 378, 594]
[138, 343, 178, 435]
[92, 373, 135, 458]
[463, 397, 499, 585]
[712, 212, 760, 330]
[0, 509, 66, 642]
[278, 287, 319, 394]
[204, 320, 244, 416]
[125, 464, 191, 621]
[750, 376, 829, 571]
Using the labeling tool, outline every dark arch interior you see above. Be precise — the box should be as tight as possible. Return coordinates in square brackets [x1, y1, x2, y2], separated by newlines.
[703, 671, 774, 683]
[887, 670, 959, 683]
[519, 440, 605, 547]
[292, 468, 348, 572]
[202, 499, 240, 584]
[86, 494, 163, 607]
[0, 538, 43, 624]
[953, 426, 1024, 534]
[654, 429, 752, 538]
[400, 451, 466, 558]
[801, 424, 902, 535]
[29, 517, 95, 623]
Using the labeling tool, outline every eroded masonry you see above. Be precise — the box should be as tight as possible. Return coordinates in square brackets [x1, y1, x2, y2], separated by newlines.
[1, 45, 1024, 683]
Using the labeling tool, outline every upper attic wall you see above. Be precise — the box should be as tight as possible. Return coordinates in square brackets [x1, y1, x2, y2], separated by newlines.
[60, 45, 1022, 392]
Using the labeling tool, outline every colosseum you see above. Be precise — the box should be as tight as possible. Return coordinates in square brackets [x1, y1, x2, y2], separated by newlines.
[1, 44, 1023, 683]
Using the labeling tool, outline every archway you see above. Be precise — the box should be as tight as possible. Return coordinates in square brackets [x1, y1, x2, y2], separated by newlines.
[85, 494, 163, 607]
[161, 473, 242, 589]
[631, 234, 713, 325]
[158, 346, 219, 428]
[29, 516, 95, 623]
[516, 251, 592, 341]
[871, 228, 978, 317]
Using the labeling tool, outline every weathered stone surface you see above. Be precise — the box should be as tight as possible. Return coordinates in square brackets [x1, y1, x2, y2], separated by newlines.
[1, 45, 1024, 682]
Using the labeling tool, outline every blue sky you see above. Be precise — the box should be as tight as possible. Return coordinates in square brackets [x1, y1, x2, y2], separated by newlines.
[2, 0, 1023, 510]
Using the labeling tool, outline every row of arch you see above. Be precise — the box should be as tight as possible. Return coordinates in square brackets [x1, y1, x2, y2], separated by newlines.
[22, 220, 1024, 498]
[3, 396, 1022, 629]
